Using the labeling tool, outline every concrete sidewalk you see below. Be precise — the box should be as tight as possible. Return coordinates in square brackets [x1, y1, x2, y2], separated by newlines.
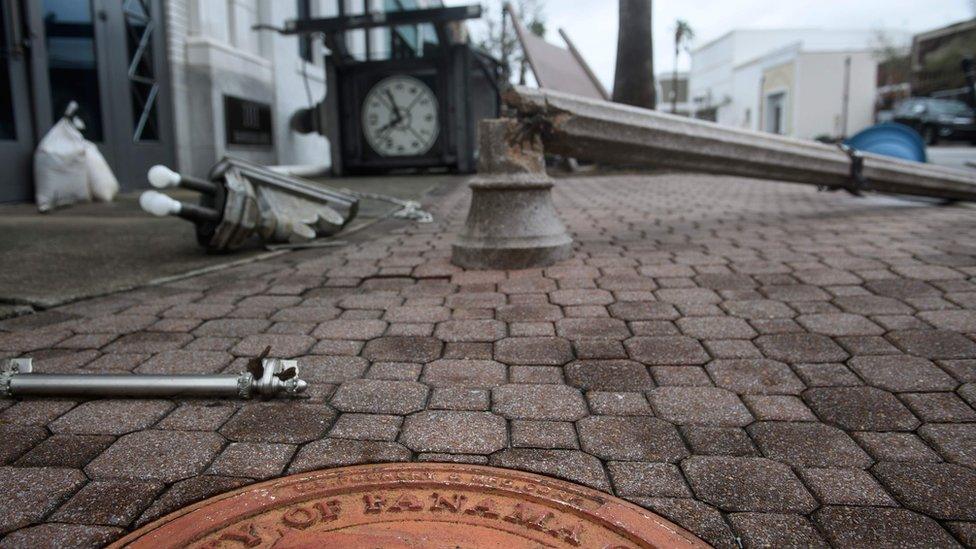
[0, 175, 454, 311]
[1, 173, 975, 547]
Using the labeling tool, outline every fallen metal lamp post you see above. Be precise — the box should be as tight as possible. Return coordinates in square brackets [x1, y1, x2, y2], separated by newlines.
[453, 86, 976, 269]
[0, 357, 307, 399]
[140, 156, 359, 252]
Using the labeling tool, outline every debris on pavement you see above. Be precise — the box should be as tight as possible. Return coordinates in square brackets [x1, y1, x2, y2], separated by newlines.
[140, 156, 360, 252]
[34, 102, 119, 212]
[0, 356, 307, 399]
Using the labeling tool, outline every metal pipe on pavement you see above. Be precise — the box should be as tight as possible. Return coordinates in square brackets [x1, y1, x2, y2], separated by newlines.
[1, 358, 308, 399]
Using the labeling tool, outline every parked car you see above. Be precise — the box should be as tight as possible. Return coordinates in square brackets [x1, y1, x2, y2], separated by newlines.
[891, 97, 976, 145]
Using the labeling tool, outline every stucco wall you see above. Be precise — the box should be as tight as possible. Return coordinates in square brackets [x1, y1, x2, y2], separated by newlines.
[794, 51, 877, 139]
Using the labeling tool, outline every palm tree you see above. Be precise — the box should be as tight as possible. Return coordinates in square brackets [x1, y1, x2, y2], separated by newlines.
[612, 0, 655, 109]
[671, 19, 694, 114]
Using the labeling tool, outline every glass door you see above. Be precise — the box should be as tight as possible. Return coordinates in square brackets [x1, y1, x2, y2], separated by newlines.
[26, 0, 173, 192]
[100, 0, 174, 187]
[0, 0, 36, 203]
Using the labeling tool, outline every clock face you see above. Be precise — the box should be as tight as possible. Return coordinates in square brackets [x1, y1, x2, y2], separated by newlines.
[362, 75, 439, 157]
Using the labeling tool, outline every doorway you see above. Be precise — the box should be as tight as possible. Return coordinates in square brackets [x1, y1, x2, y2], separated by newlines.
[764, 91, 787, 135]
[0, 0, 174, 203]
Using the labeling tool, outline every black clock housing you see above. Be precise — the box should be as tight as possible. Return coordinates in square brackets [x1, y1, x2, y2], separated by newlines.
[327, 44, 499, 175]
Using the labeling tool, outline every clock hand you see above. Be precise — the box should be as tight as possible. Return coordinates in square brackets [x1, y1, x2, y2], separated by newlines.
[385, 90, 401, 118]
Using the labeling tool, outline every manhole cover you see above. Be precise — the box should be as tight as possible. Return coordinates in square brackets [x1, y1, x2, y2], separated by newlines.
[111, 463, 708, 548]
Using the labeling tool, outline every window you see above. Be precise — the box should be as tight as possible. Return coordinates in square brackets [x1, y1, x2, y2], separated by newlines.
[297, 0, 312, 61]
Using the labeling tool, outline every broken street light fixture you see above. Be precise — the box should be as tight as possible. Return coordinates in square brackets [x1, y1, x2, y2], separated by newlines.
[1, 357, 308, 399]
[141, 157, 358, 252]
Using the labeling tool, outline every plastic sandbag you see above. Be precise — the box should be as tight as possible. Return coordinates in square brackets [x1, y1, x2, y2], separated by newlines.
[34, 105, 90, 212]
[84, 141, 119, 202]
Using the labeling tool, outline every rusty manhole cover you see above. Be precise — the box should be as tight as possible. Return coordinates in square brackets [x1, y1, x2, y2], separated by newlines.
[112, 463, 708, 548]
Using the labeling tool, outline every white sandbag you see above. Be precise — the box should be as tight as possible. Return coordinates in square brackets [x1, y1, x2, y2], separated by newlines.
[34, 115, 90, 212]
[84, 141, 119, 202]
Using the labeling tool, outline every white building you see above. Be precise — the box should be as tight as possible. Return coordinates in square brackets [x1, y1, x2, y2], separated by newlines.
[0, 0, 440, 203]
[656, 72, 691, 116]
[689, 29, 911, 139]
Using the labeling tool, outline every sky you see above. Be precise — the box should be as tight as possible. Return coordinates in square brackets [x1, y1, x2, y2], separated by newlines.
[446, 0, 976, 88]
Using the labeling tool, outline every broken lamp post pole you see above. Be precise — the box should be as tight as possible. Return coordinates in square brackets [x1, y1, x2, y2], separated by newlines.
[453, 86, 976, 270]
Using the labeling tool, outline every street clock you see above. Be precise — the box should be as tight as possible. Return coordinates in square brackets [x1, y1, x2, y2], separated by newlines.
[279, 5, 502, 175]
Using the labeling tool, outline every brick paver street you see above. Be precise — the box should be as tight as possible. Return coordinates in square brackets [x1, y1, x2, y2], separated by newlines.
[2, 173, 976, 547]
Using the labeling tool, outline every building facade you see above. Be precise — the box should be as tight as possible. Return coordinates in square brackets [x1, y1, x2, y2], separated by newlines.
[655, 72, 690, 116]
[0, 0, 438, 204]
[689, 29, 910, 138]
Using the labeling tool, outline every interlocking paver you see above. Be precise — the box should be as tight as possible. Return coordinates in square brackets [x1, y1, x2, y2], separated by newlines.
[854, 432, 940, 466]
[0, 524, 124, 548]
[489, 449, 610, 491]
[888, 329, 976, 359]
[813, 506, 958, 547]
[331, 379, 428, 415]
[634, 498, 737, 549]
[434, 319, 506, 342]
[706, 359, 804, 394]
[400, 411, 507, 453]
[564, 359, 654, 391]
[135, 476, 250, 527]
[420, 359, 506, 387]
[748, 422, 872, 468]
[231, 334, 314, 358]
[587, 391, 653, 415]
[608, 462, 691, 497]
[288, 439, 411, 472]
[803, 386, 920, 431]
[872, 462, 976, 520]
[492, 383, 587, 420]
[155, 404, 237, 431]
[15, 434, 115, 468]
[50, 480, 164, 527]
[682, 456, 817, 513]
[49, 400, 173, 435]
[207, 442, 296, 479]
[510, 420, 579, 449]
[728, 513, 828, 548]
[681, 426, 758, 456]
[799, 468, 896, 506]
[625, 336, 710, 365]
[648, 387, 753, 426]
[676, 316, 757, 339]
[755, 333, 849, 363]
[220, 403, 335, 443]
[361, 336, 443, 362]
[134, 350, 233, 375]
[85, 431, 224, 482]
[918, 423, 976, 467]
[494, 336, 573, 365]
[849, 355, 958, 392]
[0, 467, 87, 534]
[329, 413, 402, 441]
[900, 392, 976, 421]
[577, 416, 688, 461]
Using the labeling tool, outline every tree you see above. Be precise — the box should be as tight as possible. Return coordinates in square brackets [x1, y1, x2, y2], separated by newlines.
[478, 1, 547, 84]
[671, 19, 694, 114]
[612, 0, 655, 109]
